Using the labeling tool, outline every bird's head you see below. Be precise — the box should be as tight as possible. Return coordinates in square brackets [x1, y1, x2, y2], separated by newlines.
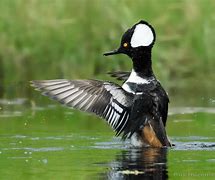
[104, 20, 156, 59]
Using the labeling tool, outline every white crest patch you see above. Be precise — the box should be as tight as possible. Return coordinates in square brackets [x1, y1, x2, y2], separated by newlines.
[130, 24, 154, 47]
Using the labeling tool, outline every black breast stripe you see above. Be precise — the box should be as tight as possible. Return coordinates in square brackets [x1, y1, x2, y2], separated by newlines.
[31, 79, 134, 136]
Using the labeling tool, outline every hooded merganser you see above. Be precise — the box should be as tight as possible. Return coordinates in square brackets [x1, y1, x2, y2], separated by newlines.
[31, 20, 171, 147]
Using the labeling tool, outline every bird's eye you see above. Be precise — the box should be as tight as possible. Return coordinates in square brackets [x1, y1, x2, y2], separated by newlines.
[123, 42, 128, 48]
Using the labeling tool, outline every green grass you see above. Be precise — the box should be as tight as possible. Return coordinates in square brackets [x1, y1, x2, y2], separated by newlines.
[0, 0, 214, 105]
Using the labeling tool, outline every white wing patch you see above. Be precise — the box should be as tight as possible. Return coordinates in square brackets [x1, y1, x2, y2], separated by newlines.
[131, 24, 154, 47]
[104, 100, 129, 134]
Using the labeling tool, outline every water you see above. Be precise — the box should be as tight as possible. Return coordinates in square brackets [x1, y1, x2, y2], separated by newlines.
[0, 98, 215, 179]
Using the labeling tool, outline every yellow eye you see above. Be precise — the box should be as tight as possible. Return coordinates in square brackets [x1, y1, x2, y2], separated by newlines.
[123, 42, 128, 48]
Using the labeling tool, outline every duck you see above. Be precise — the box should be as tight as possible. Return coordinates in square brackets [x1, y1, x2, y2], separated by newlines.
[31, 20, 171, 148]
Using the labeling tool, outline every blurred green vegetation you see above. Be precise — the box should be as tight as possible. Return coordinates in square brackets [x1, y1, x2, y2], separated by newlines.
[0, 0, 215, 105]
[0, 2, 215, 177]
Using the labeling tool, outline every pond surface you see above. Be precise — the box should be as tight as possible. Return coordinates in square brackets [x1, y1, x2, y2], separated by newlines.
[0, 98, 215, 179]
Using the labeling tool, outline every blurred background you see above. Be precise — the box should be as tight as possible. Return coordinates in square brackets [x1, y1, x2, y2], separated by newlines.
[0, 0, 214, 106]
[0, 1, 215, 179]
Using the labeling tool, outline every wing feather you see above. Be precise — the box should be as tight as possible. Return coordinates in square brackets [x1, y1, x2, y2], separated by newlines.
[31, 79, 134, 136]
[107, 71, 130, 81]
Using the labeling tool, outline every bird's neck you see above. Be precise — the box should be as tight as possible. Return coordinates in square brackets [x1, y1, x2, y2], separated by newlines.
[132, 48, 154, 77]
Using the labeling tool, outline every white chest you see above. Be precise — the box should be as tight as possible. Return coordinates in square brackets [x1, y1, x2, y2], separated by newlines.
[122, 70, 152, 94]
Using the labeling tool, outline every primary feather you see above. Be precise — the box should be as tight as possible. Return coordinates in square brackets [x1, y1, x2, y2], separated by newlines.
[31, 79, 134, 136]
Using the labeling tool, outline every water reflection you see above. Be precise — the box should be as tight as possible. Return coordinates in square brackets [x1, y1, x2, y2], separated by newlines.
[103, 147, 168, 179]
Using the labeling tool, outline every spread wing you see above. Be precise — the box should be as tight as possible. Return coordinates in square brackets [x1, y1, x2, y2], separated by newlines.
[107, 71, 130, 81]
[31, 79, 134, 136]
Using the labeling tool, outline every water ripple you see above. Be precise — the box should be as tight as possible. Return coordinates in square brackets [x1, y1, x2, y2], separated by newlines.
[169, 107, 215, 115]
[172, 141, 215, 151]
[3, 147, 65, 152]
